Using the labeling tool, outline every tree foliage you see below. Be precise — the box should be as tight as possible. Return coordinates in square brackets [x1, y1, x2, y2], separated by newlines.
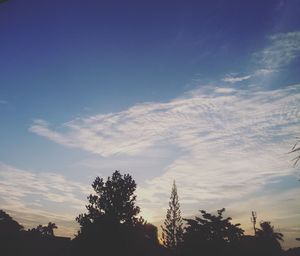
[182, 208, 244, 256]
[256, 221, 283, 242]
[161, 181, 183, 251]
[0, 210, 23, 234]
[28, 222, 57, 237]
[76, 170, 140, 230]
[184, 208, 244, 243]
[73, 171, 165, 256]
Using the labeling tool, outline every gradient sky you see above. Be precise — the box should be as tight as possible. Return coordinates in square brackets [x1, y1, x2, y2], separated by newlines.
[0, 0, 300, 248]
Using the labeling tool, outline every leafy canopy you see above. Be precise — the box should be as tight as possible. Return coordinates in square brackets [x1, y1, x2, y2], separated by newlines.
[76, 171, 140, 229]
[184, 208, 244, 243]
[256, 221, 283, 242]
[28, 222, 57, 237]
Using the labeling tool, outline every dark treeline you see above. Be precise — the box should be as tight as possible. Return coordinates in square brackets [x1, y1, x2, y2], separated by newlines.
[0, 171, 299, 256]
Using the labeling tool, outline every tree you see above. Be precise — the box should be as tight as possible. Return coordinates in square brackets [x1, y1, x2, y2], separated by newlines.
[161, 181, 183, 252]
[254, 221, 283, 256]
[0, 210, 24, 256]
[45, 222, 57, 236]
[73, 171, 145, 256]
[182, 208, 244, 256]
[184, 208, 244, 243]
[28, 222, 57, 237]
[76, 170, 140, 229]
[256, 221, 283, 242]
[0, 210, 23, 235]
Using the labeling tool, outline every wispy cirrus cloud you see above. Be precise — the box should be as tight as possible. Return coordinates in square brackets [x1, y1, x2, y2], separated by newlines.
[223, 31, 300, 84]
[258, 31, 300, 69]
[222, 69, 277, 84]
[30, 85, 300, 158]
[30, 119, 76, 147]
[30, 85, 300, 214]
[222, 75, 252, 83]
[0, 163, 91, 236]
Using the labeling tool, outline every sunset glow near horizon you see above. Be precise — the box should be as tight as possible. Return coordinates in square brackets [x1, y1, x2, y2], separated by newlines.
[0, 0, 299, 249]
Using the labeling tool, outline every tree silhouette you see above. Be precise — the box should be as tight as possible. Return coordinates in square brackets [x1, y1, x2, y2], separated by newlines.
[73, 171, 154, 256]
[28, 222, 57, 237]
[182, 208, 244, 256]
[0, 210, 24, 256]
[45, 222, 57, 236]
[76, 170, 140, 229]
[0, 210, 23, 234]
[184, 208, 244, 243]
[256, 221, 283, 242]
[252, 221, 283, 256]
[161, 181, 183, 253]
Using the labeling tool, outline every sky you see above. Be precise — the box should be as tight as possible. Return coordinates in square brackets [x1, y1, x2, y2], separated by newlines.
[0, 0, 300, 249]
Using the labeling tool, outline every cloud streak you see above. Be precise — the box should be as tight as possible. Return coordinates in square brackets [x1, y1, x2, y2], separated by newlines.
[30, 85, 300, 213]
[259, 31, 300, 69]
[30, 85, 300, 158]
[223, 31, 300, 84]
[0, 163, 91, 236]
[222, 75, 252, 83]
[222, 69, 278, 84]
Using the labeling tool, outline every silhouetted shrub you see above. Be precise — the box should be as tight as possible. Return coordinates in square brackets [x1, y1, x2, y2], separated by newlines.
[181, 208, 244, 256]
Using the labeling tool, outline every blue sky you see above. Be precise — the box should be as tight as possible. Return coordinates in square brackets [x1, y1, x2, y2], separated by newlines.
[0, 0, 300, 248]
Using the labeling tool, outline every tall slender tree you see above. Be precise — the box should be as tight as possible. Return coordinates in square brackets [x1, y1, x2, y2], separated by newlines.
[161, 181, 183, 252]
